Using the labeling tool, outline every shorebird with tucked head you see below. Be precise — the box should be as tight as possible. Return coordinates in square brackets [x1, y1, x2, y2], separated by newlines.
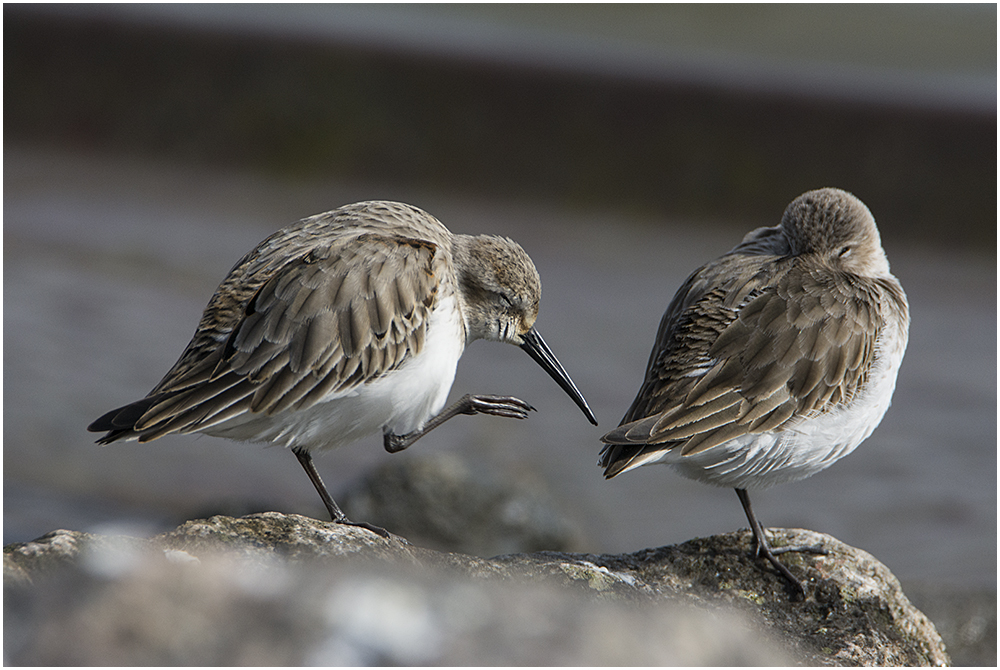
[90, 201, 597, 535]
[599, 188, 909, 594]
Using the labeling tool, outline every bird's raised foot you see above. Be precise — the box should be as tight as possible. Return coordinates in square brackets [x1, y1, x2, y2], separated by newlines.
[458, 393, 536, 419]
[383, 393, 536, 453]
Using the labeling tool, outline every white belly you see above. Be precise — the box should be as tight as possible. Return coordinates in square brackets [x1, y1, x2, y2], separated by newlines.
[664, 319, 908, 490]
[204, 294, 466, 452]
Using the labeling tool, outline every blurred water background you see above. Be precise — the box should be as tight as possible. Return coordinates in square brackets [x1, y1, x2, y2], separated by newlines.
[4, 2, 995, 612]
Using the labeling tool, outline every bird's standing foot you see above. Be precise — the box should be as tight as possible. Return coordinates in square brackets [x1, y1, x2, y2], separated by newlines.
[292, 446, 390, 538]
[735, 488, 826, 598]
[750, 531, 827, 597]
[333, 517, 391, 539]
[769, 541, 828, 557]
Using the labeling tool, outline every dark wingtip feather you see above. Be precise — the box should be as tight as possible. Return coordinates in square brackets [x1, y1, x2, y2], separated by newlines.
[88, 393, 176, 444]
[598, 443, 642, 480]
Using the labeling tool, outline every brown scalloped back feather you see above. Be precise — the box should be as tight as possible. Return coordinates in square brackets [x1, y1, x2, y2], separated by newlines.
[89, 202, 454, 444]
[600, 188, 908, 479]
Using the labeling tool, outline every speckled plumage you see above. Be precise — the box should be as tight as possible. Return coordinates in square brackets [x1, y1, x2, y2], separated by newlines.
[600, 188, 909, 594]
[90, 201, 596, 533]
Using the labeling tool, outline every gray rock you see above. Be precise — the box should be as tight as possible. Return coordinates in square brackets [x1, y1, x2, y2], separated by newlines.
[338, 451, 584, 557]
[5, 513, 949, 666]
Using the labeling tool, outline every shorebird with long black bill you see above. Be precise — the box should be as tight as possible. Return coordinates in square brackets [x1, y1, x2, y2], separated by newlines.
[90, 201, 597, 535]
[599, 188, 908, 595]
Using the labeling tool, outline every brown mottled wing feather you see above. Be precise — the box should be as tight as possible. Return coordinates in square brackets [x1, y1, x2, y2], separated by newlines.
[600, 252, 885, 478]
[91, 232, 440, 443]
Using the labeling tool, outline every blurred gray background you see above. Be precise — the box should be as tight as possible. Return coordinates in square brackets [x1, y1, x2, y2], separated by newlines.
[4, 1, 995, 619]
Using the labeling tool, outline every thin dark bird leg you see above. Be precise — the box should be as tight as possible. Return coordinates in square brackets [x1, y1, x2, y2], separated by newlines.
[735, 488, 827, 595]
[292, 447, 389, 538]
[383, 393, 535, 453]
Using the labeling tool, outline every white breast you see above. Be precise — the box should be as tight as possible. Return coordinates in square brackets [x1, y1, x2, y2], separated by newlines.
[204, 294, 466, 453]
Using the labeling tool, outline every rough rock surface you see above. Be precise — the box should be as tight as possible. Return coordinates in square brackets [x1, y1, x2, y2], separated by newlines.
[5, 513, 948, 665]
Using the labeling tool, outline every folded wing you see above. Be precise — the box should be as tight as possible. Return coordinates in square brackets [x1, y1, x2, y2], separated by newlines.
[90, 232, 440, 444]
[600, 255, 880, 478]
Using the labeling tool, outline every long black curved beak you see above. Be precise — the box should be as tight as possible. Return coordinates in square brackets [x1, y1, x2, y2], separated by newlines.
[519, 328, 598, 425]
